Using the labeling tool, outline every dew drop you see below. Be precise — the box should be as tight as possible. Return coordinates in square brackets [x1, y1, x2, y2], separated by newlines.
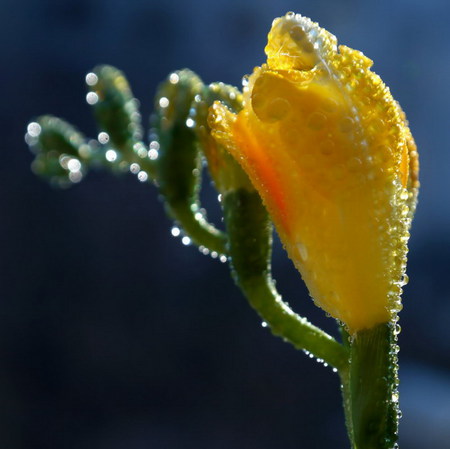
[307, 112, 327, 130]
[86, 92, 99, 105]
[148, 149, 158, 160]
[261, 321, 268, 328]
[67, 158, 81, 173]
[340, 116, 354, 133]
[27, 122, 41, 137]
[289, 25, 307, 42]
[186, 118, 195, 128]
[98, 132, 110, 144]
[267, 97, 291, 121]
[85, 72, 98, 86]
[169, 73, 179, 84]
[69, 171, 83, 183]
[182, 236, 191, 246]
[137, 171, 148, 182]
[105, 149, 117, 162]
[400, 190, 409, 201]
[347, 157, 362, 172]
[297, 243, 308, 261]
[391, 392, 399, 403]
[219, 255, 227, 263]
[130, 163, 140, 174]
[159, 97, 169, 108]
[211, 251, 218, 259]
[149, 140, 160, 150]
[171, 227, 181, 237]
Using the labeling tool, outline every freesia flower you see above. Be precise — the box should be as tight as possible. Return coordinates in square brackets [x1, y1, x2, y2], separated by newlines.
[209, 12, 419, 333]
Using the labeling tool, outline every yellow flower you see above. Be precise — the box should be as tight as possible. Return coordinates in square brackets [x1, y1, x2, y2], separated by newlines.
[209, 12, 419, 333]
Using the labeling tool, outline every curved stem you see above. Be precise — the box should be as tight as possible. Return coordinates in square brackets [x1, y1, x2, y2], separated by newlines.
[242, 275, 348, 371]
[223, 188, 348, 371]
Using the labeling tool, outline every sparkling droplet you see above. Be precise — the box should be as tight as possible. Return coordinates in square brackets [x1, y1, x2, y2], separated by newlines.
[159, 97, 169, 108]
[297, 243, 308, 261]
[105, 149, 117, 162]
[185, 118, 195, 128]
[27, 122, 41, 137]
[68, 171, 83, 183]
[85, 72, 98, 86]
[149, 140, 160, 151]
[148, 149, 158, 160]
[307, 112, 327, 130]
[86, 92, 99, 105]
[98, 132, 110, 144]
[219, 255, 227, 263]
[400, 190, 409, 201]
[261, 321, 268, 328]
[67, 158, 81, 173]
[171, 227, 181, 237]
[137, 171, 148, 182]
[182, 236, 191, 246]
[130, 163, 140, 174]
[169, 73, 179, 84]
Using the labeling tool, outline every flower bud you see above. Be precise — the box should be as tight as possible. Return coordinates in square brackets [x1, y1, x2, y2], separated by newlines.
[209, 12, 419, 333]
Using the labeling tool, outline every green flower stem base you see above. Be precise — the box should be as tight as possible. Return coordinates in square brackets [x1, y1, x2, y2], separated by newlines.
[345, 322, 399, 449]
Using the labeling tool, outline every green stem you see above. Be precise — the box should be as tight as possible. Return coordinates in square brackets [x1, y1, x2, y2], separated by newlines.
[347, 322, 399, 449]
[242, 276, 348, 371]
[223, 188, 348, 371]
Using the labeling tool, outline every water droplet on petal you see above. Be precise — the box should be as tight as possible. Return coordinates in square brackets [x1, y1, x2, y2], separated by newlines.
[297, 243, 308, 261]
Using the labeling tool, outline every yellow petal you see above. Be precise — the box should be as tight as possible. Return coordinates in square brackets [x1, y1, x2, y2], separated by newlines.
[210, 13, 419, 333]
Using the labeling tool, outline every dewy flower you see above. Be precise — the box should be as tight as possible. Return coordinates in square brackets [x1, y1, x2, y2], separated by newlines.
[209, 12, 419, 333]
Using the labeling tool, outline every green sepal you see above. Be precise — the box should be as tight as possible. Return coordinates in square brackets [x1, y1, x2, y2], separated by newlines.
[152, 69, 227, 254]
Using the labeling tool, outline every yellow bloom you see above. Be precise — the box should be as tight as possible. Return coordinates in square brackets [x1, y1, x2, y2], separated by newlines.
[209, 12, 419, 333]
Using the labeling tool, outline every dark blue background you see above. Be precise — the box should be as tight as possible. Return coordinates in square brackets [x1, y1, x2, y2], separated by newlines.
[1, 1, 450, 448]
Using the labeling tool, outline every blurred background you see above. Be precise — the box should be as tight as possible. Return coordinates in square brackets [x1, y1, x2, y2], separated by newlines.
[1, 0, 450, 448]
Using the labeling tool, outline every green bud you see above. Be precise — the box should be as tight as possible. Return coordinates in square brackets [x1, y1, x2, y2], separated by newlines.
[194, 82, 253, 194]
[26, 115, 89, 187]
[87, 65, 143, 157]
[151, 69, 227, 254]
